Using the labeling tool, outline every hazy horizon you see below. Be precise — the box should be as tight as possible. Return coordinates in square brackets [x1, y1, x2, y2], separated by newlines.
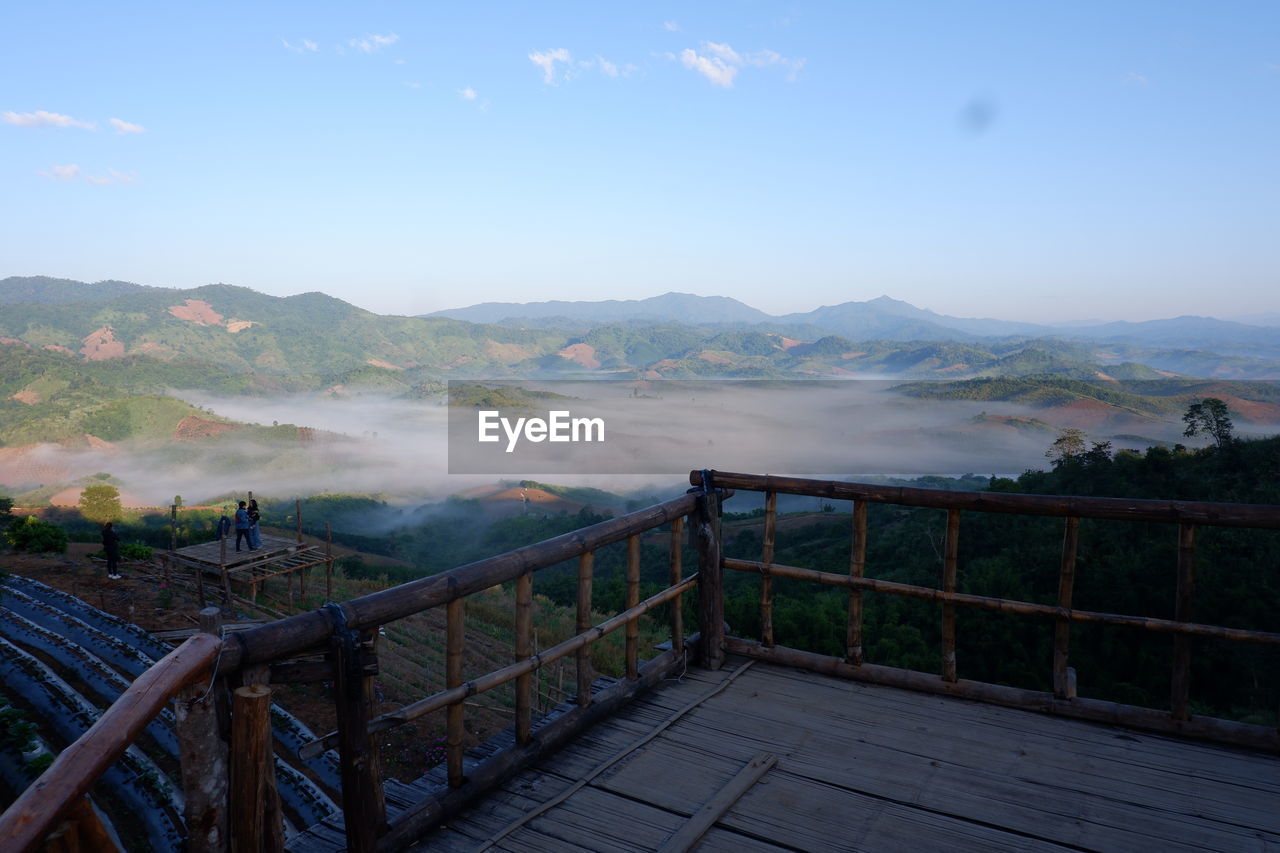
[3, 3, 1278, 324]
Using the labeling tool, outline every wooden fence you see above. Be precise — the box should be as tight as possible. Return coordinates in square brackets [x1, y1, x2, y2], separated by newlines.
[4, 470, 1278, 851]
[695, 470, 1280, 752]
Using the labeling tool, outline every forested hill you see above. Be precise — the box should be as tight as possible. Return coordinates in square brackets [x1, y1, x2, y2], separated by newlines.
[717, 437, 1280, 725]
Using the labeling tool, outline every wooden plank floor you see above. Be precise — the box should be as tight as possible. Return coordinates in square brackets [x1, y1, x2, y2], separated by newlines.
[410, 659, 1280, 852]
[169, 533, 314, 569]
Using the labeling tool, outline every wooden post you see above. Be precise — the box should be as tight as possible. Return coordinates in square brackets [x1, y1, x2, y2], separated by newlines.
[167, 504, 177, 586]
[447, 597, 466, 787]
[295, 499, 303, 544]
[241, 664, 284, 853]
[515, 570, 533, 746]
[669, 516, 685, 657]
[1172, 523, 1197, 721]
[760, 491, 777, 648]
[626, 534, 641, 680]
[695, 489, 725, 671]
[175, 607, 228, 853]
[941, 509, 960, 683]
[219, 533, 233, 612]
[1053, 517, 1080, 699]
[847, 499, 867, 665]
[576, 551, 595, 707]
[325, 521, 334, 600]
[229, 684, 272, 853]
[330, 608, 385, 851]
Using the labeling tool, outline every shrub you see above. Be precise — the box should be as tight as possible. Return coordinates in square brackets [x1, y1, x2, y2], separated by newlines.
[5, 516, 68, 553]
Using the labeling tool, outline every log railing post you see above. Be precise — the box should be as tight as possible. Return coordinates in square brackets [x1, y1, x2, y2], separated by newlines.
[625, 534, 641, 680]
[669, 517, 685, 657]
[327, 605, 385, 851]
[576, 552, 595, 707]
[1172, 523, 1197, 720]
[219, 534, 232, 612]
[847, 499, 867, 665]
[229, 683, 272, 853]
[514, 570, 533, 746]
[175, 607, 228, 853]
[695, 485, 725, 670]
[1053, 517, 1080, 699]
[941, 509, 960, 683]
[760, 491, 777, 648]
[325, 521, 334, 600]
[447, 597, 466, 787]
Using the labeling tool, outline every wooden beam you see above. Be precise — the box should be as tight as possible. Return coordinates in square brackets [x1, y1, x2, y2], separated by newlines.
[1172, 523, 1197, 720]
[657, 752, 777, 853]
[760, 491, 777, 648]
[175, 607, 229, 853]
[447, 598, 466, 788]
[694, 470, 1280, 530]
[722, 557, 1280, 644]
[229, 685, 271, 853]
[669, 516, 685, 658]
[514, 570, 533, 746]
[576, 552, 594, 708]
[330, 612, 384, 852]
[625, 535, 640, 680]
[847, 499, 867, 666]
[695, 491, 725, 671]
[1053, 517, 1080, 699]
[941, 508, 959, 683]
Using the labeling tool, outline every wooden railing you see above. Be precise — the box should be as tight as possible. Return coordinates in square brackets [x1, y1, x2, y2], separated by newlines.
[693, 470, 1280, 751]
[5, 471, 1278, 851]
[0, 628, 222, 851]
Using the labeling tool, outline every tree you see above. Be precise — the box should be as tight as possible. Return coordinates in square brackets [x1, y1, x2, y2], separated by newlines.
[1046, 428, 1086, 465]
[1183, 398, 1234, 449]
[79, 484, 123, 524]
[5, 516, 68, 553]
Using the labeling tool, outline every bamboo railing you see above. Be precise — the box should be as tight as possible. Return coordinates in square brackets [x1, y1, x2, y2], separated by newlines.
[0, 626, 223, 852]
[693, 469, 1280, 751]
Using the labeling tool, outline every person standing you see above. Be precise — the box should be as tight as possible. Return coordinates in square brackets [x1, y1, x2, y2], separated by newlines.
[235, 501, 253, 551]
[102, 522, 122, 579]
[248, 499, 262, 549]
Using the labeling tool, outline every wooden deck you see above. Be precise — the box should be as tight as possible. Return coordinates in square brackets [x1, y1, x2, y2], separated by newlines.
[166, 534, 327, 580]
[410, 658, 1280, 852]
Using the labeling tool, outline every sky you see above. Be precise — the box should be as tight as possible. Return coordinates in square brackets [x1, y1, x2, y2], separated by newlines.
[2, 1, 1278, 324]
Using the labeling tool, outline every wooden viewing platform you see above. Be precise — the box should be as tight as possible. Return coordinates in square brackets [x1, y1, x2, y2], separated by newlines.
[5, 470, 1279, 852]
[411, 657, 1280, 852]
[164, 532, 333, 606]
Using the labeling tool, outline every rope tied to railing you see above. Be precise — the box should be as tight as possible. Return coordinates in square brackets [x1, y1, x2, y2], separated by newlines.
[185, 623, 227, 709]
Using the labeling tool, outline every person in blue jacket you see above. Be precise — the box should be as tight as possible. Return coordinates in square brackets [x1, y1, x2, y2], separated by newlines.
[235, 501, 254, 551]
[248, 499, 263, 549]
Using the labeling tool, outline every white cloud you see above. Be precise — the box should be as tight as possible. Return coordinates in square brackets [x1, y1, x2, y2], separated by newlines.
[4, 110, 95, 129]
[596, 56, 618, 78]
[109, 117, 145, 134]
[459, 87, 477, 100]
[529, 48, 571, 84]
[680, 48, 738, 87]
[39, 164, 137, 185]
[402, 81, 422, 89]
[704, 42, 742, 64]
[41, 164, 80, 180]
[349, 33, 399, 53]
[663, 21, 681, 32]
[678, 42, 805, 87]
[1124, 71, 1149, 85]
[303, 39, 318, 52]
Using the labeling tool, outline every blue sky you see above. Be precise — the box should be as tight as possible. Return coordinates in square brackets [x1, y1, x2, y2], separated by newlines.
[2, 1, 1277, 322]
